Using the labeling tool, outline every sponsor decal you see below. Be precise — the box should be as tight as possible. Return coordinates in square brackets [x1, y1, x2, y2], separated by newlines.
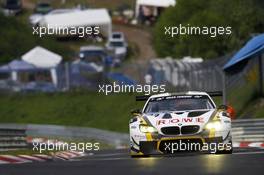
[150, 95, 207, 101]
[157, 117, 204, 125]
[133, 135, 146, 139]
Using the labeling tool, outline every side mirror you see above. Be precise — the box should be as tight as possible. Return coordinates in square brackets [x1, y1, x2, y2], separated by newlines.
[131, 109, 142, 116]
[218, 105, 236, 120]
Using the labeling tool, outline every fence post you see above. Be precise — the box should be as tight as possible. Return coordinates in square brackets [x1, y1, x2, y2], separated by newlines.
[223, 71, 227, 105]
[65, 62, 70, 91]
[216, 66, 226, 105]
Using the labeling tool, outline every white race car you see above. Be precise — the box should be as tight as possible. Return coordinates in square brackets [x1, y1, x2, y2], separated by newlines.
[129, 91, 233, 157]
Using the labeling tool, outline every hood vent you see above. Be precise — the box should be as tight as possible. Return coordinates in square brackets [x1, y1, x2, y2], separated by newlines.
[161, 126, 180, 135]
[154, 113, 160, 117]
[174, 112, 184, 115]
[181, 125, 200, 134]
[162, 113, 172, 119]
[161, 125, 200, 135]
[188, 111, 209, 118]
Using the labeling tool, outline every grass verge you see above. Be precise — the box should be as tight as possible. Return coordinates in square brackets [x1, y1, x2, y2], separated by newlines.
[0, 91, 143, 133]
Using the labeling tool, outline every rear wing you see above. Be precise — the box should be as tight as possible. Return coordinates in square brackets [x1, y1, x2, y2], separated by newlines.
[135, 91, 223, 101]
[206, 91, 223, 97]
[136, 95, 151, 101]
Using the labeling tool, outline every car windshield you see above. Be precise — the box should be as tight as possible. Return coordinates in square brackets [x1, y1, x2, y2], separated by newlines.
[112, 33, 121, 39]
[6, 0, 19, 5]
[110, 41, 124, 47]
[144, 95, 214, 113]
[6, 0, 21, 7]
[79, 51, 104, 64]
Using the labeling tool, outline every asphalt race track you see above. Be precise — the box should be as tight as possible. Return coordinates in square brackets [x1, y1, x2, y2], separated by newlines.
[1, 148, 264, 175]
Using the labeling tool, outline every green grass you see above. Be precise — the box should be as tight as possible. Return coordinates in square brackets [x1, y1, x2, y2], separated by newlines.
[227, 87, 257, 117]
[239, 97, 264, 118]
[0, 92, 144, 133]
[226, 83, 260, 118]
[255, 108, 264, 118]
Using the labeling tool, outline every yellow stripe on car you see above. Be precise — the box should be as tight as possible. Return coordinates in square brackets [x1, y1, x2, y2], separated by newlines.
[209, 128, 216, 138]
[145, 133, 153, 141]
[140, 117, 153, 141]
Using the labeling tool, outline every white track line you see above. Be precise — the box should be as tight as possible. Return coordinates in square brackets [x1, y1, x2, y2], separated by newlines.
[233, 151, 264, 155]
[0, 160, 9, 164]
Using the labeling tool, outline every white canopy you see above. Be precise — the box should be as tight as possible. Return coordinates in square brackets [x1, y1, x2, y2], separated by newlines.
[135, 0, 176, 17]
[22, 46, 62, 87]
[137, 0, 176, 7]
[39, 9, 112, 37]
[22, 46, 62, 68]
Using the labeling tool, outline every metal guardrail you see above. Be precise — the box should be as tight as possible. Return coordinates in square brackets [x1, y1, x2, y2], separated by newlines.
[26, 124, 128, 147]
[232, 119, 264, 142]
[0, 125, 28, 150]
[0, 123, 129, 149]
[0, 119, 264, 150]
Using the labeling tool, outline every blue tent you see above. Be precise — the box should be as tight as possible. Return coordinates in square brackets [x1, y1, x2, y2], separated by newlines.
[71, 61, 100, 73]
[0, 60, 37, 72]
[107, 73, 136, 85]
[8, 59, 36, 71]
[0, 65, 10, 72]
[223, 33, 264, 70]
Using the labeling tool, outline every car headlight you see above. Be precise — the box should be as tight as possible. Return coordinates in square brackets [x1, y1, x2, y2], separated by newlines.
[140, 125, 158, 133]
[205, 121, 222, 131]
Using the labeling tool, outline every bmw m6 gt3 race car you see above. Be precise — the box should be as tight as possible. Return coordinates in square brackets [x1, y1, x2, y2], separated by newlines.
[129, 91, 233, 157]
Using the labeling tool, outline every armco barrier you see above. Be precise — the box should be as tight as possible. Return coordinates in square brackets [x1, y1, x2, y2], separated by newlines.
[232, 118, 264, 142]
[0, 123, 129, 148]
[1, 119, 264, 150]
[26, 124, 129, 148]
[0, 124, 28, 150]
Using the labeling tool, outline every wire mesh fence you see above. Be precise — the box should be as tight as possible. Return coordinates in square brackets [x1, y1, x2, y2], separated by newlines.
[141, 53, 263, 116]
[57, 62, 106, 90]
[147, 55, 230, 92]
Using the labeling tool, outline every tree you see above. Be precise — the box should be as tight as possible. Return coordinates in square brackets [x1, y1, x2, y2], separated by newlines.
[154, 0, 264, 59]
[0, 14, 73, 64]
